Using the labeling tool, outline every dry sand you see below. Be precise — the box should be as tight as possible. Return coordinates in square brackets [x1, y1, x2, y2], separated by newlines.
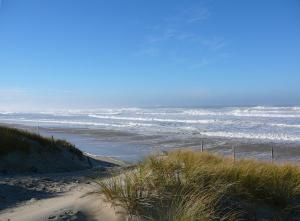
[0, 186, 123, 221]
[0, 159, 127, 221]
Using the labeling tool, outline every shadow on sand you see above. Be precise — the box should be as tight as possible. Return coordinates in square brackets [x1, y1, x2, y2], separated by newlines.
[0, 183, 56, 211]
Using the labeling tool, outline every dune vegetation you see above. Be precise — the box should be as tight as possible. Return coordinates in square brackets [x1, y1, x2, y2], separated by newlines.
[0, 125, 83, 157]
[0, 125, 89, 173]
[99, 150, 300, 221]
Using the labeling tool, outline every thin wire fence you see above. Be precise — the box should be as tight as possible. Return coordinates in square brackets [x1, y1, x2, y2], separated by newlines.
[28, 125, 300, 164]
[198, 139, 300, 164]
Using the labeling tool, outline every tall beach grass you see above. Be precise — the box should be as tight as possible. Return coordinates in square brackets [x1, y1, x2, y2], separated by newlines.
[0, 125, 83, 157]
[99, 150, 300, 220]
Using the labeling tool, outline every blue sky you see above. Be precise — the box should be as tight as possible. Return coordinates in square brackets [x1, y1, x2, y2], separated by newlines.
[0, 0, 299, 110]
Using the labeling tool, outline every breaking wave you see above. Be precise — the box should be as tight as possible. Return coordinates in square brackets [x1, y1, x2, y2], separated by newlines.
[0, 106, 299, 143]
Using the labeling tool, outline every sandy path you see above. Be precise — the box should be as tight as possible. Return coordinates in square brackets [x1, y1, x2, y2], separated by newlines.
[0, 162, 127, 221]
[0, 183, 125, 221]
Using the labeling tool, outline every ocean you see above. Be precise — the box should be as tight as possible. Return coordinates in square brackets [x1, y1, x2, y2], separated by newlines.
[1, 106, 300, 162]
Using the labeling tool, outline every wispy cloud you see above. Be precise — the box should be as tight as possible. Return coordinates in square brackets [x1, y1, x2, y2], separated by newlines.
[201, 37, 226, 51]
[183, 8, 210, 23]
[163, 5, 210, 24]
[134, 47, 161, 57]
[145, 5, 210, 44]
[146, 28, 195, 43]
[189, 58, 210, 69]
[135, 3, 229, 70]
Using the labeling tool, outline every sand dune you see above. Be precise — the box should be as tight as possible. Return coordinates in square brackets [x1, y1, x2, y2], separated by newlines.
[0, 126, 127, 221]
[0, 168, 126, 221]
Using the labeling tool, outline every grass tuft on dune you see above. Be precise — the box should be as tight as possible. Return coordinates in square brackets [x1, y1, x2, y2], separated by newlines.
[99, 150, 300, 220]
[0, 125, 91, 173]
[0, 125, 83, 157]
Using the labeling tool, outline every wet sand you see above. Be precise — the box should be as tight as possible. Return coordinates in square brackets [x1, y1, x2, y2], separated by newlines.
[1, 123, 300, 220]
[3, 123, 300, 164]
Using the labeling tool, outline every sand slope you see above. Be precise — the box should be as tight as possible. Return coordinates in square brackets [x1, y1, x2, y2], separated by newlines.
[0, 169, 126, 221]
[0, 186, 124, 221]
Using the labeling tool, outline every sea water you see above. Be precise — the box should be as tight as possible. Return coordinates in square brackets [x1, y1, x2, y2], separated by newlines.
[1, 106, 300, 161]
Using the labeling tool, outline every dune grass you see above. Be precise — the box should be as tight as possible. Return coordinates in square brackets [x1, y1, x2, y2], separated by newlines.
[99, 150, 300, 220]
[0, 125, 83, 157]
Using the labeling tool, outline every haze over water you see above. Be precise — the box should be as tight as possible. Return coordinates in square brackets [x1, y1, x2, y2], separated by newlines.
[1, 106, 300, 144]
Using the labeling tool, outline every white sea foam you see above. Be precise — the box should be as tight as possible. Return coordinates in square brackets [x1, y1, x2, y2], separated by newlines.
[183, 107, 300, 118]
[269, 123, 300, 128]
[0, 106, 299, 143]
[201, 131, 300, 142]
[88, 114, 229, 124]
[0, 117, 157, 128]
[229, 110, 300, 118]
[183, 110, 221, 116]
[0, 111, 18, 115]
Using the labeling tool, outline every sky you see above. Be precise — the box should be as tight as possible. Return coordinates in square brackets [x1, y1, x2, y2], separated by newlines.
[0, 0, 300, 110]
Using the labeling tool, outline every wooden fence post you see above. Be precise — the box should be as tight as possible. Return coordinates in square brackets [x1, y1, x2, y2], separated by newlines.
[271, 145, 274, 163]
[37, 122, 39, 135]
[233, 145, 236, 162]
[201, 139, 204, 152]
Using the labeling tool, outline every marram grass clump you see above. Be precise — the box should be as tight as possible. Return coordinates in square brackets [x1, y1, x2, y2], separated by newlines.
[99, 150, 300, 221]
[0, 125, 83, 157]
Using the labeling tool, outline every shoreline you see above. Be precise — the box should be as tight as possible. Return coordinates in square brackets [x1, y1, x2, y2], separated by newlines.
[1, 106, 299, 145]
[1, 124, 300, 220]
[2, 122, 300, 163]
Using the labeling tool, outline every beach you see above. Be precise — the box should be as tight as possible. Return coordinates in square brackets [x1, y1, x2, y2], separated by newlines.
[1, 106, 300, 163]
[1, 0, 299, 219]
[1, 106, 300, 220]
[3, 124, 300, 164]
[0, 165, 126, 221]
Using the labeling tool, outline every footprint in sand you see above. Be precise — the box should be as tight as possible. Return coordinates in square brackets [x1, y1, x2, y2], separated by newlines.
[49, 210, 85, 221]
[48, 215, 57, 220]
